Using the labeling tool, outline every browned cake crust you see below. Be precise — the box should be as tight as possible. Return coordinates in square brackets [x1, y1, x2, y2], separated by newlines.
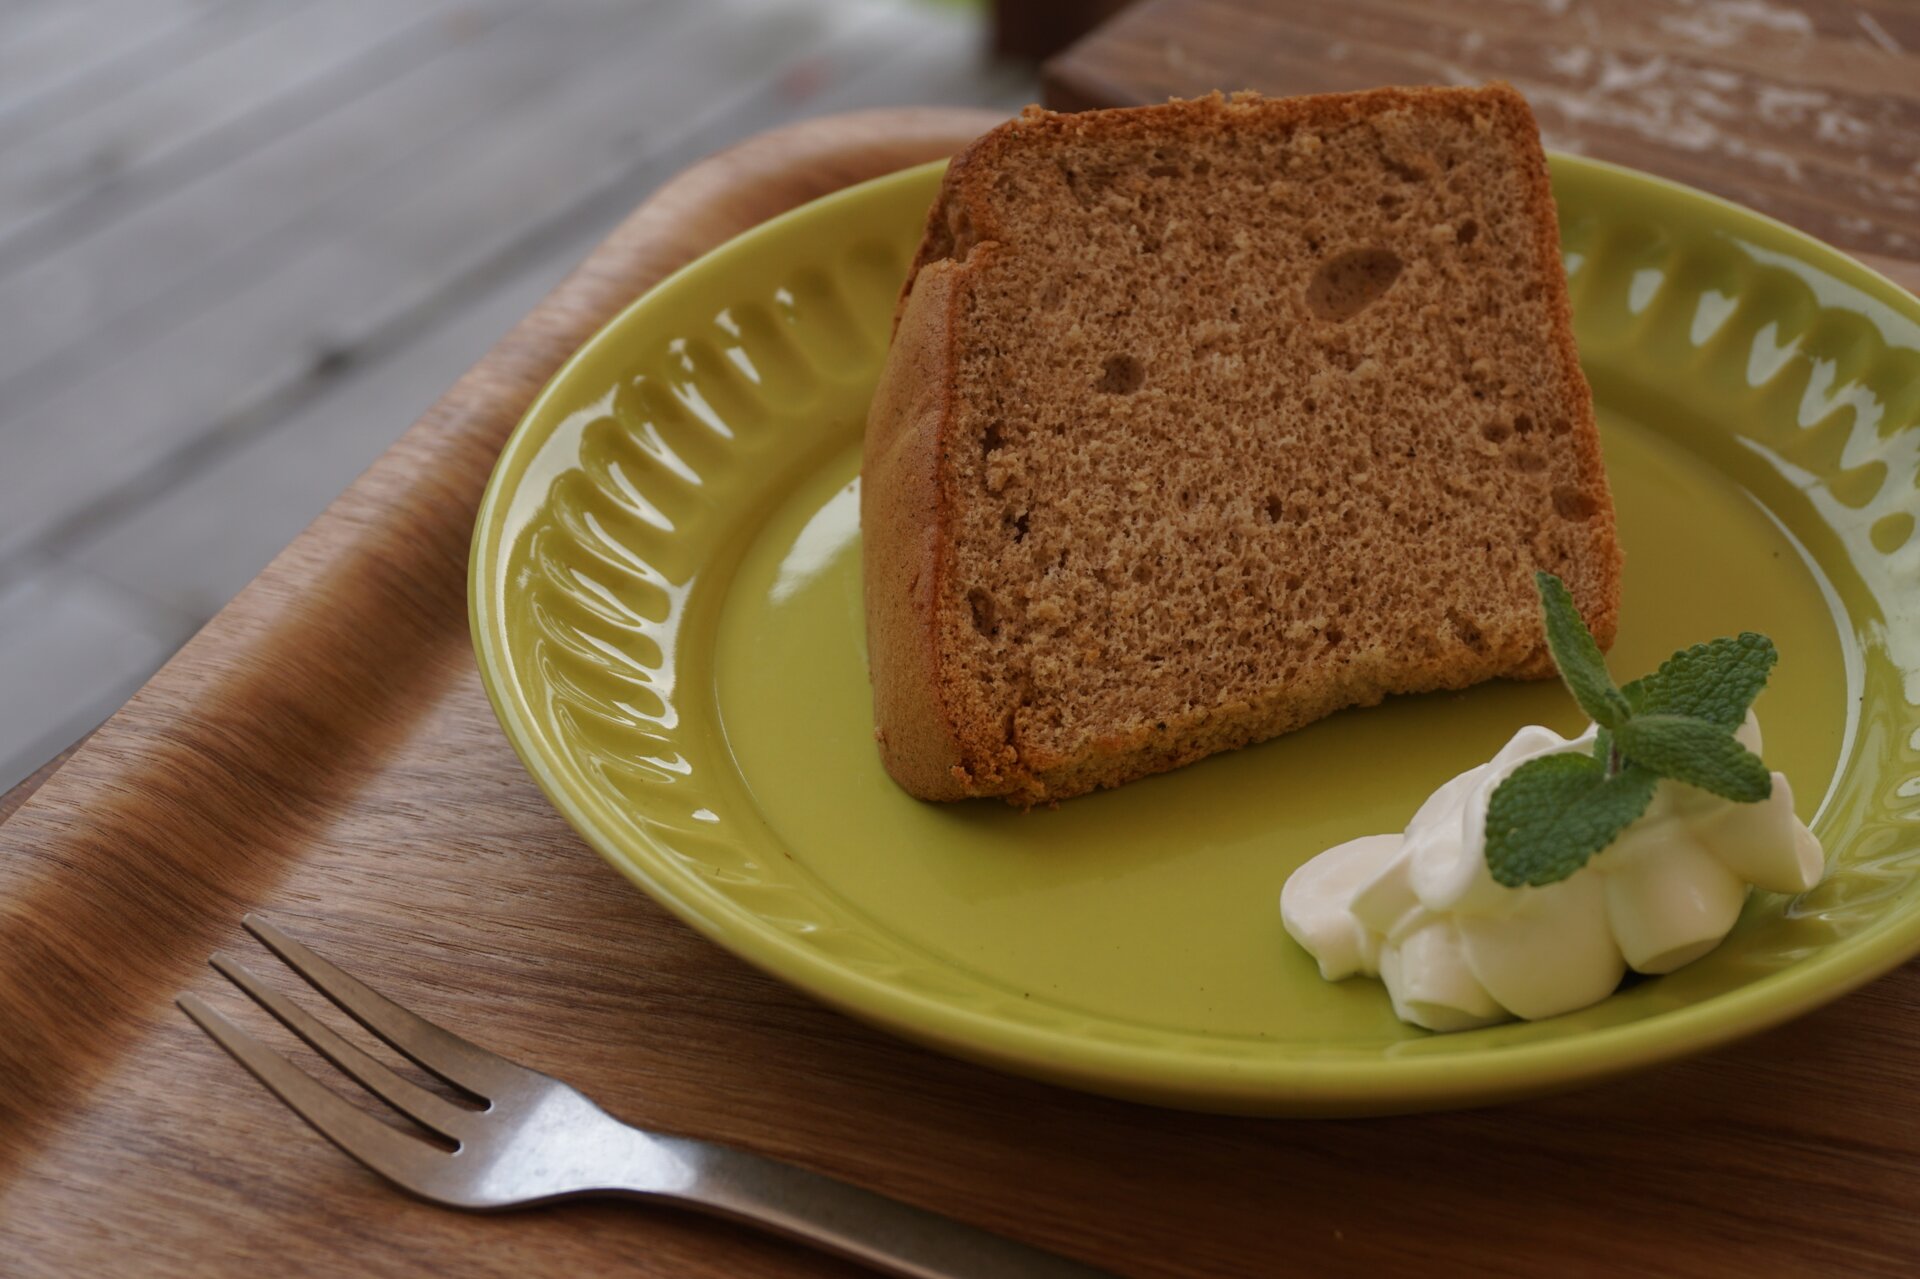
[862, 86, 1621, 804]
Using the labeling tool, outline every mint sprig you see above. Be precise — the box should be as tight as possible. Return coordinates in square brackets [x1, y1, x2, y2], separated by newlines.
[1483, 573, 1777, 888]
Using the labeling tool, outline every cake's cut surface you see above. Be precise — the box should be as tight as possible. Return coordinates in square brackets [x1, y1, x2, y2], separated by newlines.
[861, 86, 1621, 804]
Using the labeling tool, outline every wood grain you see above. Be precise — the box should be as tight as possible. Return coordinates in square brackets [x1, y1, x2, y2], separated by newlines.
[0, 730, 89, 828]
[0, 0, 976, 565]
[0, 0, 213, 127]
[3, 106, 1919, 1279]
[1045, 0, 1920, 274]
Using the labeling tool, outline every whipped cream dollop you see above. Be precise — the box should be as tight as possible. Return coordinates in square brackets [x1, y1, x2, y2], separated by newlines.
[1279, 714, 1824, 1031]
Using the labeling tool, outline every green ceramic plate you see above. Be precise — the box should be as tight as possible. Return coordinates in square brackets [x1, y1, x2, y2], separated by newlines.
[471, 155, 1920, 1115]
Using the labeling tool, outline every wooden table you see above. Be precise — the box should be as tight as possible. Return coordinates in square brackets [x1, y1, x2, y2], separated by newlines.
[4, 26, 1919, 1279]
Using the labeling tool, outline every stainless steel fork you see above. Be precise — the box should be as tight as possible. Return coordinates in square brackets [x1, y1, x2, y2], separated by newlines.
[179, 915, 1113, 1279]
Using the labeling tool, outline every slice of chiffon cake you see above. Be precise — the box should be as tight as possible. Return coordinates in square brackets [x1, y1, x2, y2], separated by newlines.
[861, 86, 1620, 804]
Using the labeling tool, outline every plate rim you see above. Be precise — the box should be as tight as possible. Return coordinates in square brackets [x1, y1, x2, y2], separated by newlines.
[470, 152, 1920, 1114]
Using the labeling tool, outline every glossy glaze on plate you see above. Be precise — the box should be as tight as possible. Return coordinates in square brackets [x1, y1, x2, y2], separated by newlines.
[471, 156, 1920, 1115]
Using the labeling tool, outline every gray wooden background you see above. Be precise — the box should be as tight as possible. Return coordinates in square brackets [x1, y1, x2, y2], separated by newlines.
[0, 0, 1032, 791]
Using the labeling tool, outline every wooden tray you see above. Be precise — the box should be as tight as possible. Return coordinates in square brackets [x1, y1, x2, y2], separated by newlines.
[3, 108, 1917, 1278]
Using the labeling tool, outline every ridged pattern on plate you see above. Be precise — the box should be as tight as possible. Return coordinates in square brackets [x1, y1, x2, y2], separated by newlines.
[509, 230, 911, 931]
[475, 159, 1920, 1107]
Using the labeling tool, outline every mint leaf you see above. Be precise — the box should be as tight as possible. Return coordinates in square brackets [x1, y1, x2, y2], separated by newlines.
[1484, 577, 1779, 887]
[1613, 714, 1772, 802]
[1536, 572, 1631, 729]
[1484, 753, 1660, 887]
[1621, 633, 1776, 730]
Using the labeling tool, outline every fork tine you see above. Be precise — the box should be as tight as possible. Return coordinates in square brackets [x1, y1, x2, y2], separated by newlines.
[178, 994, 446, 1193]
[211, 953, 472, 1142]
[242, 914, 516, 1098]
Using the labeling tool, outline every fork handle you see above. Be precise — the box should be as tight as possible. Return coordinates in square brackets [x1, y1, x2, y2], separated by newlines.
[648, 1136, 1118, 1279]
